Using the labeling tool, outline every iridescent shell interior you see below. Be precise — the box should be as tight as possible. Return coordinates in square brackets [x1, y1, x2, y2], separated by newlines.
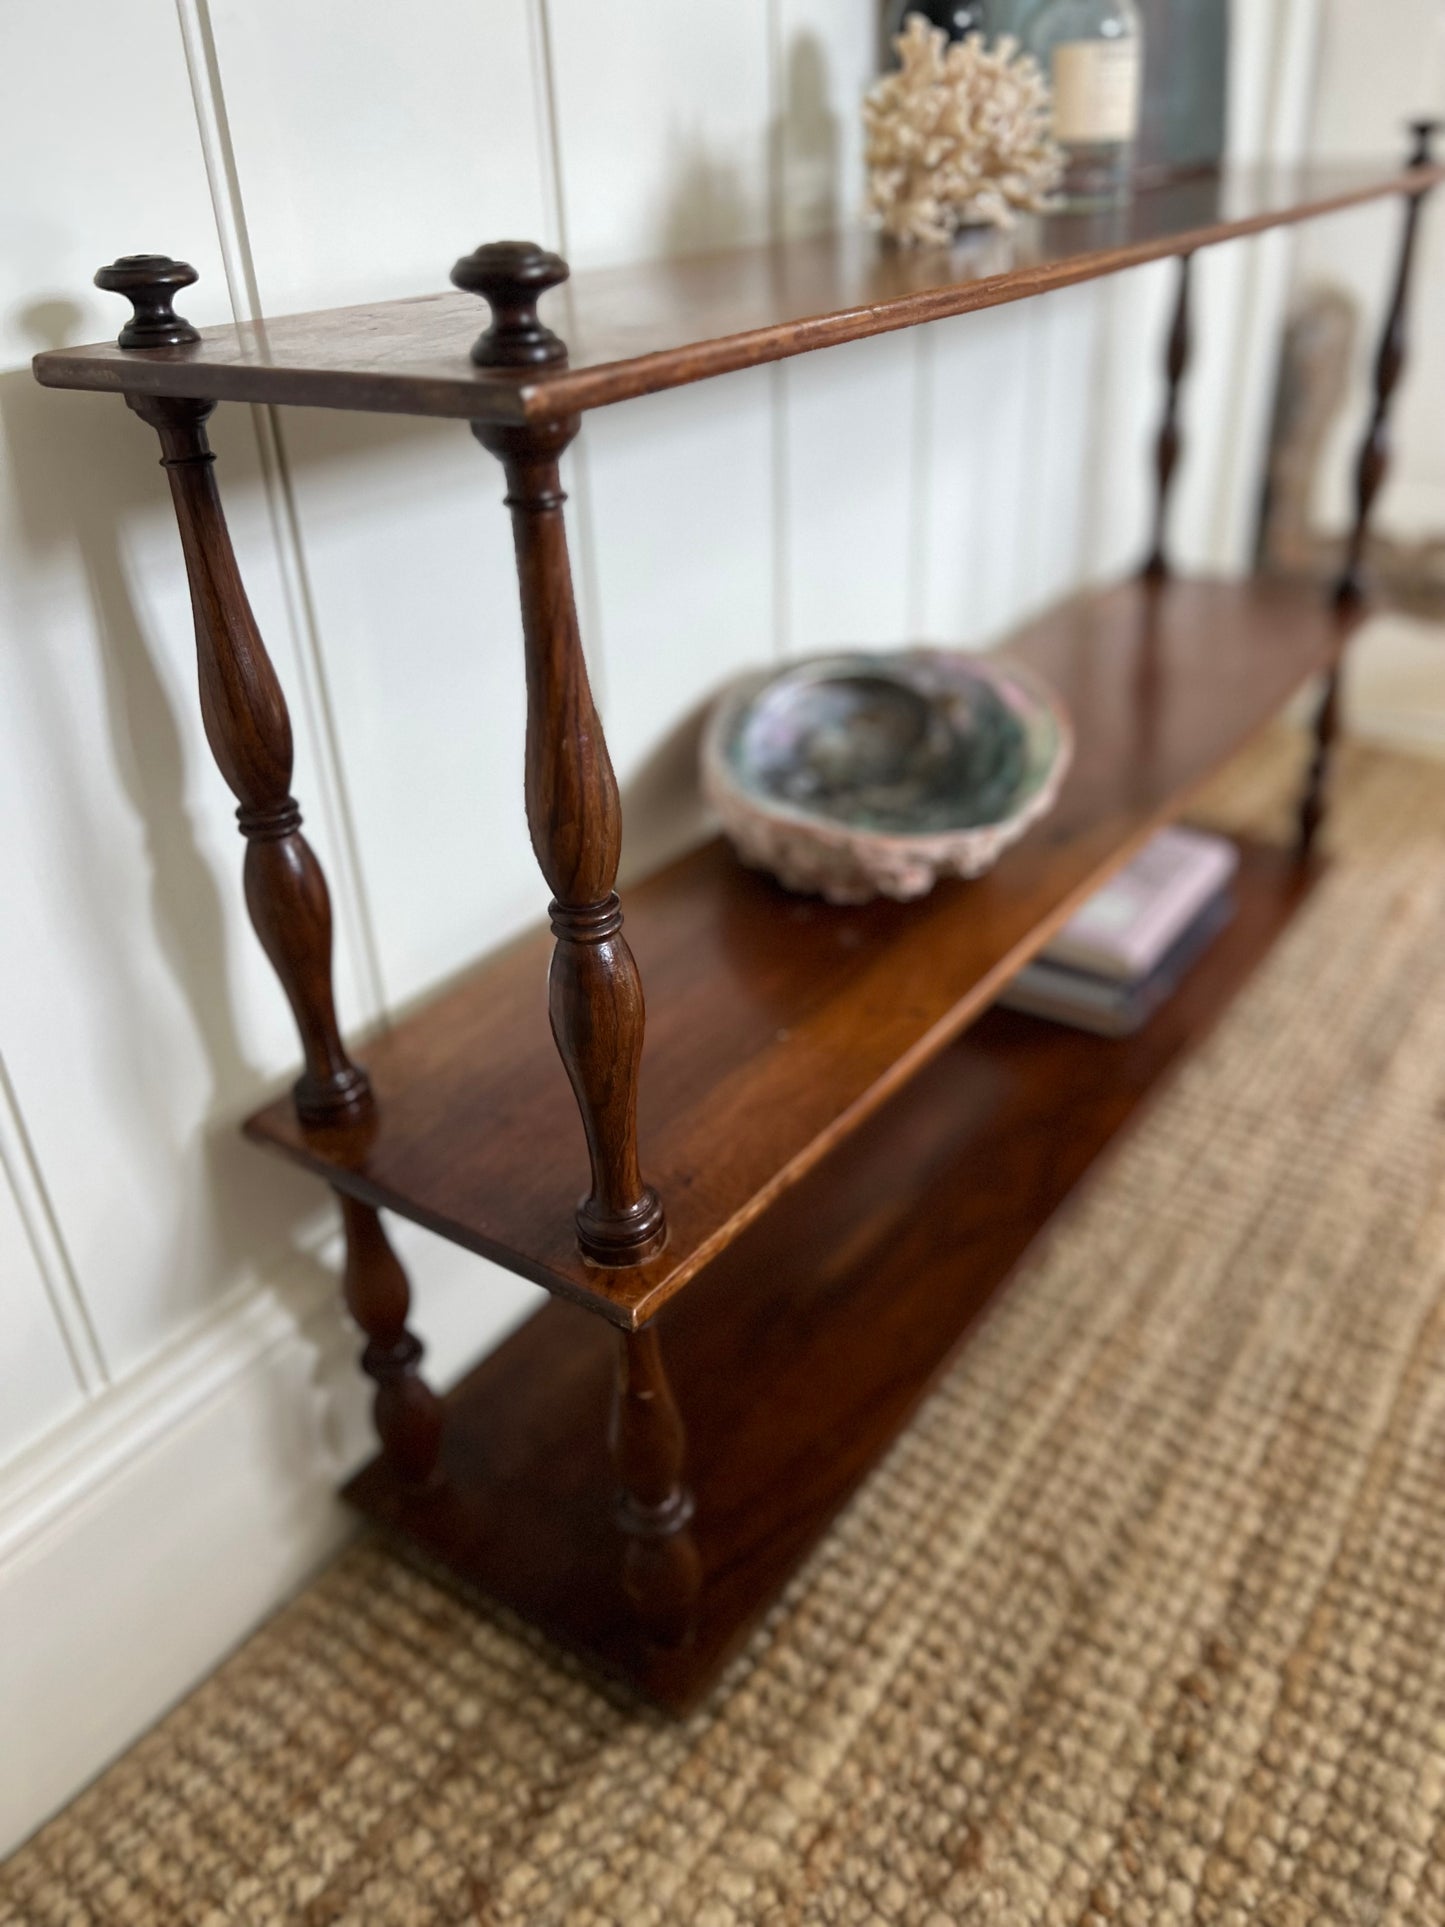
[715, 651, 1067, 835]
[702, 651, 1072, 903]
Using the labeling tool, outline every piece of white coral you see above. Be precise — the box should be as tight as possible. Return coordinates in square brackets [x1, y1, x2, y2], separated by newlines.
[864, 16, 1062, 245]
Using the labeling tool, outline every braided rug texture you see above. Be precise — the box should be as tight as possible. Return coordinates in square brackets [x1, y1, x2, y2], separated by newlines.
[7, 735, 1445, 1927]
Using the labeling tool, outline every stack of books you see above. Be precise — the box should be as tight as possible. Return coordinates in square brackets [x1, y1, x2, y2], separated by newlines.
[1000, 826, 1238, 1038]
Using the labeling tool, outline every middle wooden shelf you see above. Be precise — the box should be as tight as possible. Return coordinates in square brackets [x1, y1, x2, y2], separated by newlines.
[245, 572, 1339, 1329]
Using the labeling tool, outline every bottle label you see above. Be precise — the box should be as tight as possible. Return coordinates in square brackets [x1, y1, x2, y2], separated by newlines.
[1051, 38, 1141, 145]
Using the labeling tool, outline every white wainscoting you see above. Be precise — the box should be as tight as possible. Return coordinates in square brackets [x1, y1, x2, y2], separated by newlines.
[2, 0, 1387, 1853]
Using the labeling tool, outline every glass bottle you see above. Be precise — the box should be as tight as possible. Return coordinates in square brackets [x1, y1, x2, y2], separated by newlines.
[1028, 0, 1142, 208]
[884, 1, 990, 52]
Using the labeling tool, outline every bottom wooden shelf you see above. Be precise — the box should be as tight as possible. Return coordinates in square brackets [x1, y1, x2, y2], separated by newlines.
[346, 835, 1319, 1712]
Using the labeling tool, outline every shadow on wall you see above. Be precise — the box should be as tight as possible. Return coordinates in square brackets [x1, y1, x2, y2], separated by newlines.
[775, 30, 844, 236]
[618, 698, 716, 886]
[2, 315, 736, 1326]
[266, 400, 726, 889]
[612, 26, 850, 875]
[659, 131, 754, 256]
[654, 28, 844, 253]
[1, 317, 328, 1331]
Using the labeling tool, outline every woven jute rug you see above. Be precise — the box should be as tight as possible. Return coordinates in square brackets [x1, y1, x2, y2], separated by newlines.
[8, 733, 1445, 1927]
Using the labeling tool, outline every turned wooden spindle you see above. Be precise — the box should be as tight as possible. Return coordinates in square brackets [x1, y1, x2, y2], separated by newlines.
[1143, 252, 1193, 581]
[1332, 122, 1438, 613]
[459, 242, 666, 1269]
[337, 1194, 444, 1486]
[1298, 122, 1439, 856]
[124, 393, 371, 1124]
[609, 1326, 701, 1649]
[98, 259, 372, 1128]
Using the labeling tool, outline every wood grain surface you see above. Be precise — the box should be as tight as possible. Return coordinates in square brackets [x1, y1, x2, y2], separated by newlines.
[36, 163, 1443, 423]
[473, 409, 667, 1267]
[245, 575, 1341, 1326]
[344, 836, 1319, 1711]
[131, 393, 373, 1126]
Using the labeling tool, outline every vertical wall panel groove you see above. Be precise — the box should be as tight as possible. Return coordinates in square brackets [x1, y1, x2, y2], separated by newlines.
[1209, 0, 1323, 563]
[770, 363, 792, 664]
[191, 0, 558, 1394]
[906, 329, 935, 638]
[0, 1056, 107, 1398]
[546, 0, 775, 889]
[173, 0, 390, 1028]
[1, 0, 342, 1379]
[775, 2, 914, 658]
[532, 0, 609, 705]
[768, 0, 790, 666]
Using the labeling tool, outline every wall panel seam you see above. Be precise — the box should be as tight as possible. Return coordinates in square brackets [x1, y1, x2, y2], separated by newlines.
[532, 0, 609, 707]
[1080, 274, 1124, 579]
[0, 1054, 107, 1396]
[1015, 299, 1052, 618]
[770, 363, 792, 662]
[171, 0, 390, 1025]
[1205, 0, 1321, 567]
[767, 0, 789, 664]
[531, 0, 569, 258]
[907, 328, 935, 638]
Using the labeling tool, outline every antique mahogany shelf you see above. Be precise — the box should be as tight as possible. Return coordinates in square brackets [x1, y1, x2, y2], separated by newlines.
[36, 162, 1442, 425]
[346, 837, 1317, 1709]
[35, 135, 1440, 1711]
[246, 578, 1337, 1329]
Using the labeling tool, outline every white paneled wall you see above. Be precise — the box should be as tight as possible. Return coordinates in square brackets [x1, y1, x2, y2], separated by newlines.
[0, 1074, 92, 1459]
[2, 0, 1320, 1850]
[1285, 0, 1445, 758]
[1293, 0, 1445, 538]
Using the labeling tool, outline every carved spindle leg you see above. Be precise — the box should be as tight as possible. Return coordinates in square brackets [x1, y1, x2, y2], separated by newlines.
[95, 258, 370, 1126]
[96, 266, 364, 1127]
[1143, 252, 1193, 581]
[338, 1193, 444, 1486]
[1298, 121, 1439, 856]
[456, 242, 665, 1268]
[609, 1326, 701, 1648]
[1298, 667, 1343, 860]
[1333, 122, 1439, 612]
[123, 388, 371, 1122]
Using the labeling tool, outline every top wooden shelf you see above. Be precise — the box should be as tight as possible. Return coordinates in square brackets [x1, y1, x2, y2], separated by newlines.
[35, 161, 1442, 425]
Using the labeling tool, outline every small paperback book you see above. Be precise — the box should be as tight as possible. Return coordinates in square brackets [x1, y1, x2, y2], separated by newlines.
[1000, 827, 1239, 1037]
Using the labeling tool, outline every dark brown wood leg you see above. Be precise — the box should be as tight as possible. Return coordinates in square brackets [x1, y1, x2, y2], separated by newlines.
[472, 410, 663, 1268]
[1297, 658, 1343, 858]
[1143, 251, 1193, 582]
[1298, 121, 1439, 857]
[609, 1325, 700, 1649]
[458, 242, 664, 1271]
[127, 393, 370, 1126]
[337, 1193, 443, 1487]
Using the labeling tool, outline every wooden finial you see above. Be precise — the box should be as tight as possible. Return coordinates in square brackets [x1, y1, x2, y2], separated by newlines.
[94, 254, 201, 349]
[451, 240, 569, 367]
[1408, 119, 1440, 167]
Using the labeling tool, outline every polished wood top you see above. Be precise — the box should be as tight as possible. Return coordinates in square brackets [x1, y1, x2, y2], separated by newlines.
[245, 574, 1342, 1328]
[35, 162, 1442, 424]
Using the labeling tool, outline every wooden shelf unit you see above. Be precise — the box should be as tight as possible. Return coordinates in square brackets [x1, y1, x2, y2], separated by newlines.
[246, 576, 1338, 1330]
[347, 837, 1318, 1712]
[35, 130, 1440, 1710]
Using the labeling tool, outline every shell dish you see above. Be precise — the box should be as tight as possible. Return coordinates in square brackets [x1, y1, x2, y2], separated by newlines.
[701, 650, 1072, 904]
